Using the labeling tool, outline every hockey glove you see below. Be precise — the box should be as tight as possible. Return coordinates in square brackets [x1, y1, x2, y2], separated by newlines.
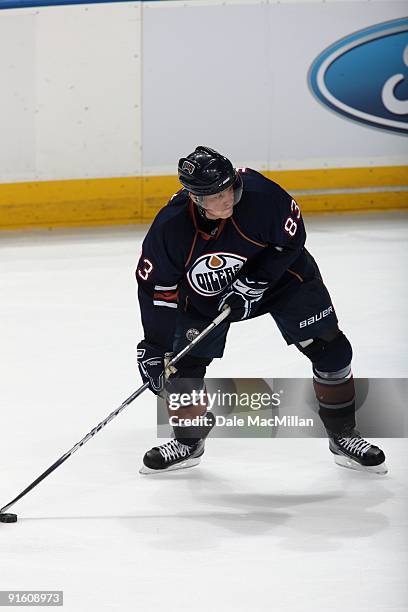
[137, 340, 178, 395]
[218, 276, 269, 321]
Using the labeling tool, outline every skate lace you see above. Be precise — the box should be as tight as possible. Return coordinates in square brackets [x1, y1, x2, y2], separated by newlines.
[337, 433, 372, 456]
[158, 439, 191, 463]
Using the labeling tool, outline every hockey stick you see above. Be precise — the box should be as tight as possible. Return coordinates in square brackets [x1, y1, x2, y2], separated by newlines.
[0, 306, 231, 522]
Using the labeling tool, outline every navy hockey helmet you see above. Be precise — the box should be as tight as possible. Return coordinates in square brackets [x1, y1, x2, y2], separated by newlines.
[178, 146, 243, 208]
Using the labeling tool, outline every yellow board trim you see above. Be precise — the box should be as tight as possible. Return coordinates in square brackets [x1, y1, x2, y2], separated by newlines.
[295, 191, 408, 213]
[0, 166, 407, 229]
[264, 166, 408, 190]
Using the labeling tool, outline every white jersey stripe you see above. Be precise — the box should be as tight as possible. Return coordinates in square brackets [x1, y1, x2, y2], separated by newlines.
[153, 300, 178, 309]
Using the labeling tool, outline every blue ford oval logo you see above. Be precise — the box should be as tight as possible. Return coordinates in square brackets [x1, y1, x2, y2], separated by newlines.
[308, 18, 408, 134]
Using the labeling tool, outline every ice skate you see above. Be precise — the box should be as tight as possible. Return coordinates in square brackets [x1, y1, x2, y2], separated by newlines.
[139, 438, 205, 474]
[329, 430, 387, 474]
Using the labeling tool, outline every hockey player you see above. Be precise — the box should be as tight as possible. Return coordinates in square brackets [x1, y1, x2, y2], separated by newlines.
[136, 146, 387, 475]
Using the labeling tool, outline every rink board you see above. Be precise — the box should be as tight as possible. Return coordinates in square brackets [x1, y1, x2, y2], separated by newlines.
[0, 166, 407, 229]
[0, 0, 407, 228]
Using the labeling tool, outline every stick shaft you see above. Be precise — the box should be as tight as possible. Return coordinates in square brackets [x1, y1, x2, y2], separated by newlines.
[0, 306, 230, 514]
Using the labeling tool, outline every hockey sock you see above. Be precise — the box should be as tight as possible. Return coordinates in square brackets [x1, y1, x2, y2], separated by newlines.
[173, 412, 216, 446]
[318, 404, 356, 435]
[313, 366, 356, 434]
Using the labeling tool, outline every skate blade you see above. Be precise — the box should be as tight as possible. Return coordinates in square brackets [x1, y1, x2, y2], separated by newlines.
[139, 456, 202, 475]
[334, 454, 388, 475]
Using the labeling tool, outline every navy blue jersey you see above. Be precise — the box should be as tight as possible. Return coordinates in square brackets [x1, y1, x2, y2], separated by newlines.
[136, 168, 315, 350]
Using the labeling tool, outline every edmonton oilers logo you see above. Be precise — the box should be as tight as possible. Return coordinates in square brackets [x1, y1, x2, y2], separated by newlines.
[187, 252, 246, 297]
[308, 18, 408, 134]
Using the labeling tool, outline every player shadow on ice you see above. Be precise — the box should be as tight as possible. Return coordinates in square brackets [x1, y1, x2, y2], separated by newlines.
[19, 477, 392, 555]
[195, 484, 392, 552]
[132, 467, 393, 552]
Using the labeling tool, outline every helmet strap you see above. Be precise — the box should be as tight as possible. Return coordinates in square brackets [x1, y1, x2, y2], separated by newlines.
[190, 193, 207, 219]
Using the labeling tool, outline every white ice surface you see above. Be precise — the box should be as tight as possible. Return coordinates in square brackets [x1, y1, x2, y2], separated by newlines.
[0, 212, 407, 611]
